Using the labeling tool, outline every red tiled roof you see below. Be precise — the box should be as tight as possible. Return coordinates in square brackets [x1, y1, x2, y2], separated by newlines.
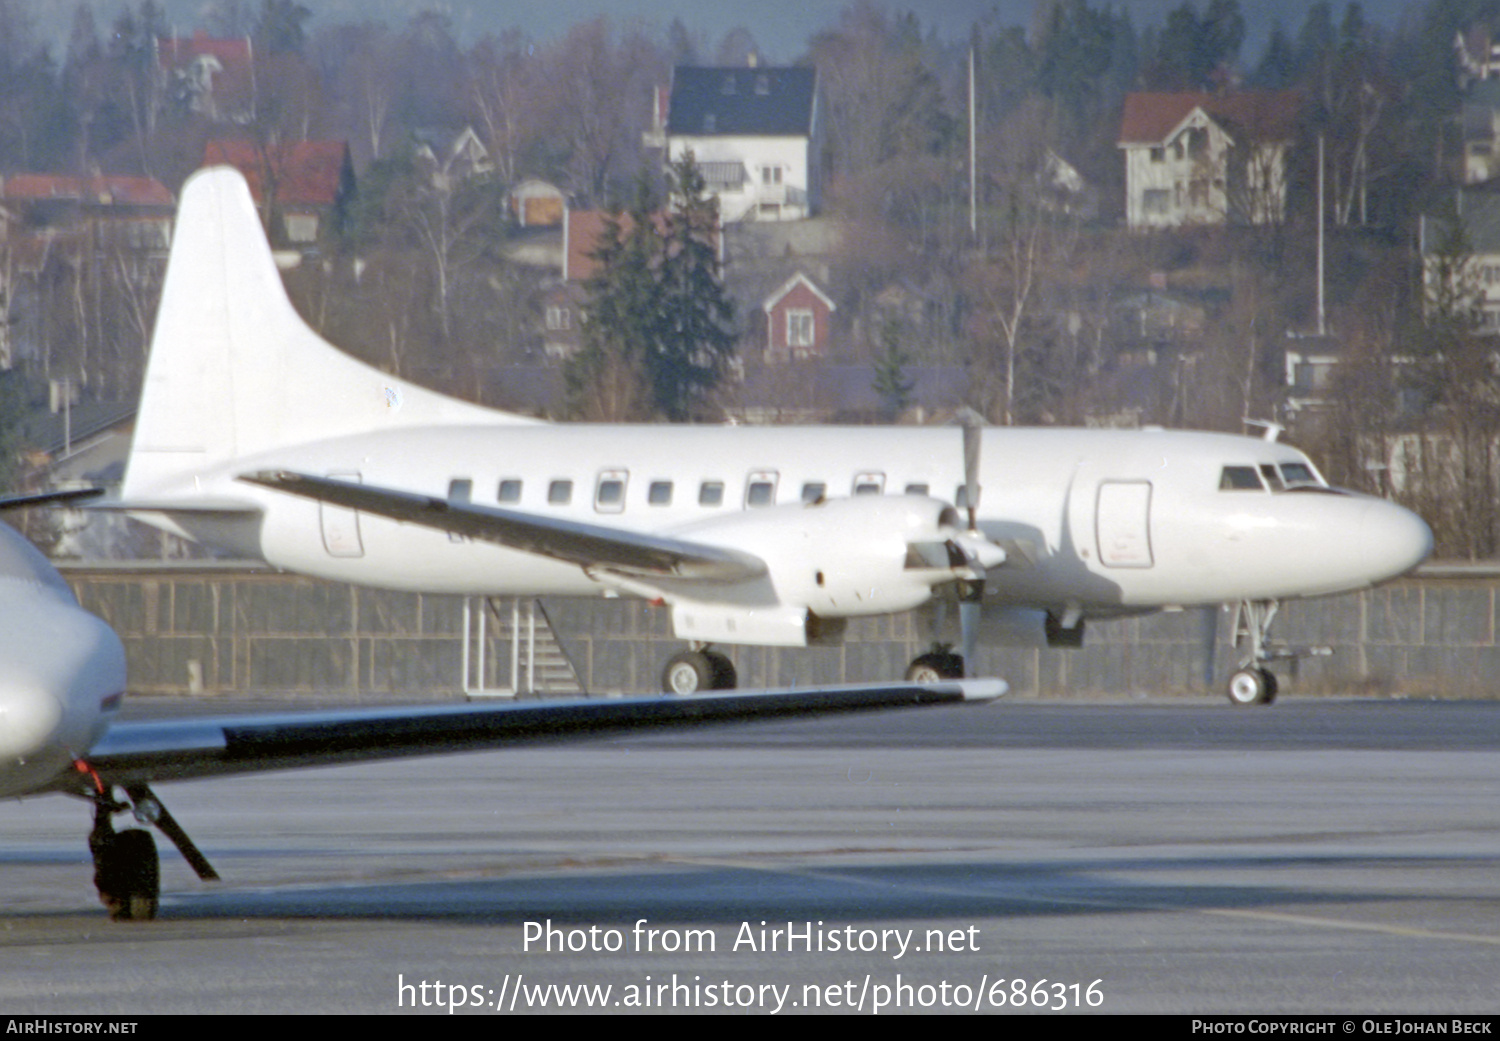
[1119, 90, 1301, 145]
[203, 140, 350, 207]
[2, 174, 173, 206]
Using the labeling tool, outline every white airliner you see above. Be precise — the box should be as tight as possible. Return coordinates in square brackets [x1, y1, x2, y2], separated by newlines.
[115, 168, 1432, 706]
[0, 492, 998, 920]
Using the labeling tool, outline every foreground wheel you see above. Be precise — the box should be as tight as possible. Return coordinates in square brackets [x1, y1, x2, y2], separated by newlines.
[662, 650, 715, 694]
[93, 829, 160, 921]
[905, 650, 965, 682]
[1227, 667, 1277, 706]
[704, 651, 737, 690]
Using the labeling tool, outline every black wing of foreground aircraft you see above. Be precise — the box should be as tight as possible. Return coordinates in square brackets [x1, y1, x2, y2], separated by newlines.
[0, 490, 1001, 921]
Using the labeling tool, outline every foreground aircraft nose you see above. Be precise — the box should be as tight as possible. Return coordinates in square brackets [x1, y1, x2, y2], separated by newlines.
[0, 602, 125, 796]
[1361, 498, 1434, 584]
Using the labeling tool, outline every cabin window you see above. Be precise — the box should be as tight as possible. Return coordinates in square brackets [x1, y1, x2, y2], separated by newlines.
[595, 471, 627, 513]
[648, 481, 673, 505]
[699, 481, 725, 507]
[548, 479, 573, 505]
[745, 472, 778, 508]
[905, 483, 930, 496]
[801, 481, 826, 503]
[448, 479, 472, 503]
[497, 479, 522, 504]
[1219, 466, 1264, 491]
[853, 472, 885, 495]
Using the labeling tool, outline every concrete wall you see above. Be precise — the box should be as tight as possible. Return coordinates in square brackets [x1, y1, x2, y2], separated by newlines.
[61, 563, 1500, 699]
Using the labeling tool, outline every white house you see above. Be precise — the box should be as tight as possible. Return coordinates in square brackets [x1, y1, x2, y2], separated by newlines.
[664, 65, 821, 223]
[1420, 189, 1500, 333]
[1118, 90, 1300, 229]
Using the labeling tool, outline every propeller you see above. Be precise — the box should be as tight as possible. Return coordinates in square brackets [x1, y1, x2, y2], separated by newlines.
[952, 409, 1000, 678]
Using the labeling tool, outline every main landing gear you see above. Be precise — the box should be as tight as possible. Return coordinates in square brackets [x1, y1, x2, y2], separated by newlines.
[1226, 598, 1330, 706]
[86, 781, 218, 921]
[661, 645, 738, 694]
[905, 648, 965, 682]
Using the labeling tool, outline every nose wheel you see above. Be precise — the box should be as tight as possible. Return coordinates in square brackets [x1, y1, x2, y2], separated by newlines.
[85, 782, 219, 920]
[1227, 666, 1278, 706]
[89, 799, 159, 921]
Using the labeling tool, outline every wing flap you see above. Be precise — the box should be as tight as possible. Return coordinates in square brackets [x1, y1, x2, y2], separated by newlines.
[79, 680, 1004, 788]
[240, 470, 763, 580]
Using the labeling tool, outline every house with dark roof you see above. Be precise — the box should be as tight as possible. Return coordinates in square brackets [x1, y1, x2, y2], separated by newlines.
[1118, 91, 1301, 228]
[203, 139, 353, 248]
[665, 64, 821, 223]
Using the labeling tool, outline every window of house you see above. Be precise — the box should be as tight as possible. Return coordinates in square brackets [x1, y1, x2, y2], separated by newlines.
[763, 165, 783, 185]
[1149, 147, 1165, 163]
[721, 74, 736, 94]
[283, 214, 318, 242]
[755, 74, 770, 95]
[787, 310, 815, 348]
[1143, 189, 1169, 215]
[546, 306, 571, 331]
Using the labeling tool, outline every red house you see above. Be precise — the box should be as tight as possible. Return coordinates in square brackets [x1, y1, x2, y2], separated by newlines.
[762, 272, 835, 361]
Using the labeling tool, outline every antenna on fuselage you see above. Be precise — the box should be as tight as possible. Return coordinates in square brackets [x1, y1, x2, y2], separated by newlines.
[1243, 419, 1284, 443]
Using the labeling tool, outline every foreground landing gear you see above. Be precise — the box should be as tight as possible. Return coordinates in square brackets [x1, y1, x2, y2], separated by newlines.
[85, 782, 218, 921]
[90, 798, 159, 921]
[905, 648, 965, 682]
[661, 647, 737, 694]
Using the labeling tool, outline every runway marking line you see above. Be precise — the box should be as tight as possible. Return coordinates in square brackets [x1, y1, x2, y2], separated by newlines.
[664, 857, 1500, 948]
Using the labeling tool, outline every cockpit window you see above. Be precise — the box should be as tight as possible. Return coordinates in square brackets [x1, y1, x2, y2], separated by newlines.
[1219, 466, 1265, 491]
[1279, 462, 1322, 488]
[1259, 464, 1284, 491]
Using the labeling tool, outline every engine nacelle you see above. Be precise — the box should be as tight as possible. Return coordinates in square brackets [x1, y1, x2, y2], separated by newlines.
[669, 496, 981, 639]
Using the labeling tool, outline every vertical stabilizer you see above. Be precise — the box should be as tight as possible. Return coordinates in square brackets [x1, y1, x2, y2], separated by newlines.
[123, 166, 533, 500]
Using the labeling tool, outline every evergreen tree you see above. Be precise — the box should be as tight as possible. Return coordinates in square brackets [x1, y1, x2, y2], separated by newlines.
[654, 152, 735, 421]
[567, 154, 735, 422]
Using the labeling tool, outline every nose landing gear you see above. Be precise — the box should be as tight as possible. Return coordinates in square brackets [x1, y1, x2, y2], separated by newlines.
[86, 782, 218, 921]
[1226, 599, 1331, 706]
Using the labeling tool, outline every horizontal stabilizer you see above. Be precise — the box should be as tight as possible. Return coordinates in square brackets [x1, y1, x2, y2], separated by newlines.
[240, 469, 766, 580]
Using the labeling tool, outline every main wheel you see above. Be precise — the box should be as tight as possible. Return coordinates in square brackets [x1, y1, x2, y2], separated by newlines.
[93, 829, 160, 921]
[905, 650, 965, 682]
[1227, 667, 1276, 706]
[662, 650, 715, 694]
[704, 650, 737, 690]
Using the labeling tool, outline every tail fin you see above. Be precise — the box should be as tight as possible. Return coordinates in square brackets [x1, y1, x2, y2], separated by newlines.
[122, 166, 533, 501]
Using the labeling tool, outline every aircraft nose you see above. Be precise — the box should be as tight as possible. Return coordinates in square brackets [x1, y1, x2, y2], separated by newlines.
[0, 602, 124, 793]
[0, 683, 66, 762]
[1361, 499, 1434, 583]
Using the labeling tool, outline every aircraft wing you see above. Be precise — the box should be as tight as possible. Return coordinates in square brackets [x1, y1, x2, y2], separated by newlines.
[240, 470, 764, 581]
[77, 680, 1003, 789]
